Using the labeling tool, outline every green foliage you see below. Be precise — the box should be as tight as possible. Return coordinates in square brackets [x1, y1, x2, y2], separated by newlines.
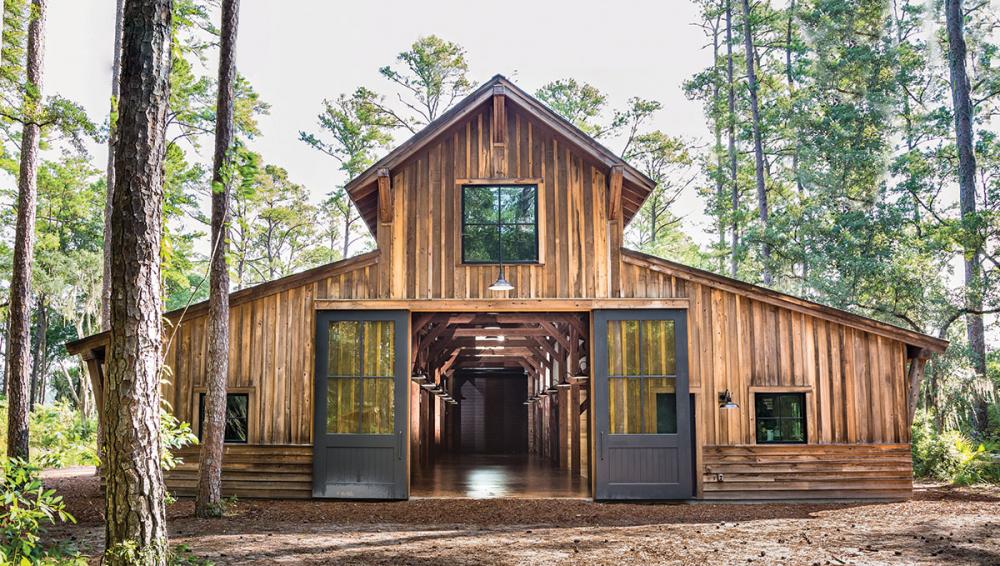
[0, 399, 97, 469]
[0, 458, 81, 565]
[169, 544, 214, 566]
[912, 410, 1000, 484]
[160, 408, 198, 472]
[104, 539, 168, 566]
[378, 35, 472, 129]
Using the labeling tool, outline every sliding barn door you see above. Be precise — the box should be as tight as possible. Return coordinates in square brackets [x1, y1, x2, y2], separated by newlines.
[593, 310, 692, 500]
[313, 310, 408, 499]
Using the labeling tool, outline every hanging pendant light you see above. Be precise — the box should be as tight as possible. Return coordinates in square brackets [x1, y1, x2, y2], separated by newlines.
[488, 187, 514, 292]
[719, 389, 739, 410]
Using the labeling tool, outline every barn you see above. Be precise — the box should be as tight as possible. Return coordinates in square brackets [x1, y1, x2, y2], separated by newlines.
[68, 75, 948, 501]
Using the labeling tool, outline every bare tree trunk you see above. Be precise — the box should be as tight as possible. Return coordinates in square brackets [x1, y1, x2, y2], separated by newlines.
[4, 0, 45, 461]
[30, 294, 47, 407]
[712, 15, 726, 272]
[945, 0, 988, 434]
[196, 0, 239, 519]
[102, 0, 124, 332]
[104, 0, 172, 561]
[726, 0, 739, 278]
[741, 0, 771, 285]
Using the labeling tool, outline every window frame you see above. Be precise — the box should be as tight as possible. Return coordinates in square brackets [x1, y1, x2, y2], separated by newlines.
[752, 391, 808, 445]
[324, 319, 397, 435]
[196, 391, 250, 444]
[606, 319, 679, 435]
[458, 180, 544, 265]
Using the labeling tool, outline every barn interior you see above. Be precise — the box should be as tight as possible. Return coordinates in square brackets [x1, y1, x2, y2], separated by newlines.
[408, 313, 591, 498]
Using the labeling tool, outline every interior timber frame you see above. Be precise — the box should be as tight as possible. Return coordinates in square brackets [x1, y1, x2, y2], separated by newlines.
[68, 75, 948, 502]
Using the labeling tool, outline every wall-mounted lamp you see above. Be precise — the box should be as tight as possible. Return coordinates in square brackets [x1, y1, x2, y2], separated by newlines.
[718, 389, 739, 410]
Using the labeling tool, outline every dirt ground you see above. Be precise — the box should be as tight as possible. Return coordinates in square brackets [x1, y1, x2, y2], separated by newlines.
[44, 467, 1000, 565]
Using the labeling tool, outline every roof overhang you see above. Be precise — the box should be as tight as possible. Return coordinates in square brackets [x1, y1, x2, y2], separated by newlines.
[345, 74, 657, 235]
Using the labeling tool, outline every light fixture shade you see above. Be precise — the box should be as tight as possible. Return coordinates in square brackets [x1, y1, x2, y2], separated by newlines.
[545, 384, 558, 394]
[719, 389, 739, 410]
[488, 273, 514, 291]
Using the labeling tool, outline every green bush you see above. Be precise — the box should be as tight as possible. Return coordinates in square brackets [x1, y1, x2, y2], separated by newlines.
[0, 399, 98, 470]
[912, 410, 1000, 484]
[0, 458, 82, 565]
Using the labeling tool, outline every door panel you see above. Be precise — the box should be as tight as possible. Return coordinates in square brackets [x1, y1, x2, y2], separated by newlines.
[313, 311, 408, 499]
[594, 310, 691, 500]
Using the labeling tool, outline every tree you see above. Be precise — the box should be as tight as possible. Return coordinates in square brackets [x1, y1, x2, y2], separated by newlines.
[101, 0, 124, 332]
[740, 0, 771, 285]
[103, 0, 172, 561]
[5, 0, 46, 461]
[196, 0, 239, 519]
[300, 87, 393, 257]
[376, 35, 472, 133]
[944, 0, 989, 433]
[535, 78, 611, 138]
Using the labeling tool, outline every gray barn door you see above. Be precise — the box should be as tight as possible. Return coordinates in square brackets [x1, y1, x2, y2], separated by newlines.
[594, 310, 692, 500]
[313, 310, 408, 499]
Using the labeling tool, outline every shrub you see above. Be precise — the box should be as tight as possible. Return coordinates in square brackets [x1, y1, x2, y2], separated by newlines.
[0, 398, 98, 470]
[912, 410, 1000, 484]
[0, 458, 82, 564]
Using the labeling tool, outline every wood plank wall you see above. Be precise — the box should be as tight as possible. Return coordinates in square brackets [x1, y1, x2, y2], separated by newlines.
[161, 255, 379, 446]
[376, 104, 612, 300]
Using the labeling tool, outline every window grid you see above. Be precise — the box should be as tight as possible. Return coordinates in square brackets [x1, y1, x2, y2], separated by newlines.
[607, 319, 678, 435]
[754, 392, 807, 444]
[326, 321, 394, 435]
[461, 184, 539, 264]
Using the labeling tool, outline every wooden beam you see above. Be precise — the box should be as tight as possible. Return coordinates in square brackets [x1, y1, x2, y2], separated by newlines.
[538, 321, 573, 352]
[314, 298, 690, 311]
[492, 86, 507, 177]
[451, 327, 554, 338]
[377, 168, 393, 223]
[607, 164, 624, 221]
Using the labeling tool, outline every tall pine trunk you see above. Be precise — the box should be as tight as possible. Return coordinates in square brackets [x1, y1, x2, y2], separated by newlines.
[712, 14, 726, 272]
[726, 0, 739, 278]
[741, 0, 771, 285]
[944, 0, 988, 433]
[196, 0, 239, 518]
[104, 0, 172, 561]
[5, 0, 46, 461]
[102, 0, 124, 332]
[30, 294, 47, 407]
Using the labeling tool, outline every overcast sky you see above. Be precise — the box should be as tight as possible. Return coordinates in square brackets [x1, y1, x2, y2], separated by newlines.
[46, 0, 714, 241]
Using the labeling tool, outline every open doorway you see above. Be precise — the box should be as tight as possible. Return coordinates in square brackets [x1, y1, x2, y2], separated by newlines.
[408, 313, 590, 498]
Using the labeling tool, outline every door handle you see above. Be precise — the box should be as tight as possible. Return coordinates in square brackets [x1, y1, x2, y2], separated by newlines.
[599, 432, 605, 461]
[397, 431, 404, 460]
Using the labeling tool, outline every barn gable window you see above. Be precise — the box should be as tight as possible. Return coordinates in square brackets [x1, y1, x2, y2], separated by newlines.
[461, 184, 538, 264]
[754, 392, 806, 444]
[198, 392, 249, 444]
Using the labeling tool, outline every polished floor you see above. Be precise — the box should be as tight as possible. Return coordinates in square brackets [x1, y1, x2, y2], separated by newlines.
[411, 453, 589, 499]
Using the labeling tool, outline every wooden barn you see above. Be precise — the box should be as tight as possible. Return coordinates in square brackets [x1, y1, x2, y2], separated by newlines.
[68, 75, 948, 502]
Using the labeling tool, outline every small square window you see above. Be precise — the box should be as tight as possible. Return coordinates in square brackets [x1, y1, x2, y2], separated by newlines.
[755, 392, 806, 444]
[461, 185, 538, 263]
[198, 393, 249, 443]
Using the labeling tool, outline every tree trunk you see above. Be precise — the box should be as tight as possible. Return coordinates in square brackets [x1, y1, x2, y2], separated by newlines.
[196, 0, 239, 519]
[30, 294, 48, 408]
[741, 0, 771, 285]
[712, 15, 726, 272]
[945, 0, 988, 434]
[104, 0, 172, 561]
[4, 0, 46, 461]
[102, 0, 124, 332]
[726, 0, 739, 278]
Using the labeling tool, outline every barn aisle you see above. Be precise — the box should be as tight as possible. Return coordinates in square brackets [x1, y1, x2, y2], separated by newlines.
[411, 453, 587, 498]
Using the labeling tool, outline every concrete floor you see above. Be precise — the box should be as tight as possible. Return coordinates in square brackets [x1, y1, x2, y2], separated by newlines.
[410, 453, 589, 498]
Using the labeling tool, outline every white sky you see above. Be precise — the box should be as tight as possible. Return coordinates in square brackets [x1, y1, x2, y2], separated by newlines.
[44, 0, 714, 243]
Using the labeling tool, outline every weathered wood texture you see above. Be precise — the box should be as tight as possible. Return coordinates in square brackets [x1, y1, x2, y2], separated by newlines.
[702, 444, 913, 500]
[376, 102, 617, 300]
[161, 252, 379, 446]
[165, 445, 312, 499]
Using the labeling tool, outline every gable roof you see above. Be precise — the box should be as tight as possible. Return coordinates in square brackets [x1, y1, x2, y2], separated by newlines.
[621, 248, 949, 353]
[345, 74, 657, 235]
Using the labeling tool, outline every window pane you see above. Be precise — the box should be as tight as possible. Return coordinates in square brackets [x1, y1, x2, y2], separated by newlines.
[757, 418, 780, 443]
[463, 186, 498, 223]
[328, 321, 361, 376]
[462, 224, 499, 262]
[500, 224, 536, 262]
[622, 320, 641, 376]
[225, 394, 249, 443]
[644, 377, 677, 434]
[609, 377, 642, 434]
[755, 394, 776, 418]
[361, 377, 394, 434]
[606, 321, 623, 376]
[779, 394, 803, 418]
[781, 419, 805, 442]
[362, 321, 395, 377]
[326, 378, 360, 433]
[641, 320, 676, 375]
[499, 185, 536, 223]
